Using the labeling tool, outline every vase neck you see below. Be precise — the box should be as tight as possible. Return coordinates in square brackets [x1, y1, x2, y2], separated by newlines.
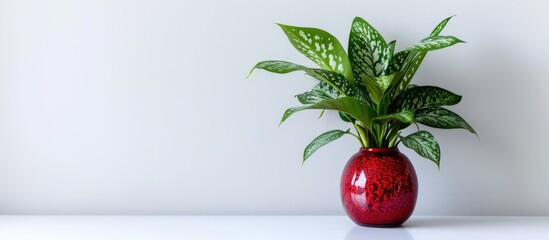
[360, 147, 399, 154]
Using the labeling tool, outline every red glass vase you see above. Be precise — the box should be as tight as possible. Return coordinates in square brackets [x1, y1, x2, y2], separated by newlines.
[341, 147, 418, 227]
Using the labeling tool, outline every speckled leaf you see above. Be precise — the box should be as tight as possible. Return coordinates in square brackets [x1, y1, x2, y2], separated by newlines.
[393, 86, 462, 112]
[360, 73, 396, 104]
[394, 16, 456, 94]
[373, 110, 415, 124]
[395, 52, 425, 93]
[400, 131, 440, 168]
[387, 51, 410, 74]
[247, 60, 306, 77]
[430, 16, 453, 37]
[277, 24, 353, 81]
[248, 60, 359, 99]
[348, 17, 388, 78]
[303, 129, 349, 163]
[296, 91, 328, 105]
[415, 107, 476, 134]
[375, 74, 395, 91]
[296, 82, 340, 104]
[383, 40, 397, 75]
[306, 69, 361, 99]
[294, 82, 354, 123]
[404, 36, 464, 52]
[280, 97, 376, 131]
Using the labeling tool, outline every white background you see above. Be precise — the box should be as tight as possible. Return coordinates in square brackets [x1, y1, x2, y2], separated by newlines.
[0, 0, 548, 215]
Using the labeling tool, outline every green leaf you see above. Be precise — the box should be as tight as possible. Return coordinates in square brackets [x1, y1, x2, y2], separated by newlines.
[348, 17, 389, 78]
[393, 16, 456, 93]
[399, 131, 441, 168]
[248, 60, 360, 100]
[361, 75, 382, 104]
[403, 36, 464, 52]
[393, 86, 462, 112]
[394, 52, 426, 93]
[387, 51, 411, 74]
[407, 84, 419, 89]
[247, 60, 306, 78]
[318, 110, 326, 119]
[339, 112, 353, 122]
[303, 129, 349, 163]
[373, 110, 415, 124]
[296, 91, 327, 105]
[374, 74, 395, 92]
[277, 24, 353, 81]
[415, 107, 476, 134]
[361, 74, 395, 104]
[384, 40, 397, 75]
[296, 82, 340, 104]
[294, 82, 355, 124]
[430, 16, 453, 37]
[305, 69, 362, 99]
[280, 97, 376, 131]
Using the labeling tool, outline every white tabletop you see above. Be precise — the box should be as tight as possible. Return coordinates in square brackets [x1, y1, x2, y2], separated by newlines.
[0, 216, 547, 240]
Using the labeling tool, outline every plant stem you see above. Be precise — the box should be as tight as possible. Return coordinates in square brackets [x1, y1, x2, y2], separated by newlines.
[353, 124, 369, 147]
[346, 131, 362, 145]
[372, 123, 383, 147]
[386, 125, 401, 147]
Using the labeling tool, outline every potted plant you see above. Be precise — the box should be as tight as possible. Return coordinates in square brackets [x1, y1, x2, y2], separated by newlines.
[247, 16, 476, 227]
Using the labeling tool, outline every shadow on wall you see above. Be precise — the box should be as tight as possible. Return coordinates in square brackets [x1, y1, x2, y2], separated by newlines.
[424, 34, 548, 214]
[467, 41, 547, 215]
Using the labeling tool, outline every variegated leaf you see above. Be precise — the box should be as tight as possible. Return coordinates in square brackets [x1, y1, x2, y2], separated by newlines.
[361, 73, 396, 104]
[400, 131, 441, 168]
[280, 97, 376, 131]
[296, 82, 340, 104]
[383, 54, 409, 100]
[352, 80, 372, 104]
[294, 82, 355, 123]
[393, 86, 462, 112]
[277, 24, 353, 81]
[248, 60, 360, 100]
[303, 129, 349, 163]
[415, 107, 476, 134]
[306, 69, 359, 98]
[430, 16, 453, 37]
[395, 52, 425, 94]
[383, 40, 397, 75]
[393, 16, 456, 94]
[296, 91, 329, 105]
[373, 110, 415, 124]
[388, 51, 410, 74]
[403, 36, 464, 52]
[348, 17, 388, 78]
[247, 60, 306, 77]
[374, 74, 394, 92]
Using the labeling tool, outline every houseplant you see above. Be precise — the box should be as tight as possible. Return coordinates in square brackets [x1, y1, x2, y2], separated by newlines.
[247, 16, 475, 226]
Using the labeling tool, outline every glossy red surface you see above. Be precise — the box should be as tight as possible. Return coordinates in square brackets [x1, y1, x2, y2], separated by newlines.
[341, 147, 418, 227]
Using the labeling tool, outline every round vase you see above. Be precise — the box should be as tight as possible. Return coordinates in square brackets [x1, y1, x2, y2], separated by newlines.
[341, 147, 418, 227]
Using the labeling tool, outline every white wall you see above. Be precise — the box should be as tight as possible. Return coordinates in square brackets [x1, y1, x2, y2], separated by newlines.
[0, 0, 548, 215]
